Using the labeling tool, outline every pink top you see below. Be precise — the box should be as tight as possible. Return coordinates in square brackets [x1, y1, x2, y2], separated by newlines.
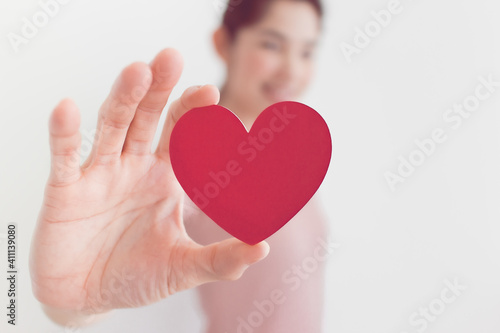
[184, 192, 332, 333]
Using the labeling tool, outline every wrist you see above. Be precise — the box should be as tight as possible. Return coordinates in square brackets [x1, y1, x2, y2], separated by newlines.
[41, 303, 114, 328]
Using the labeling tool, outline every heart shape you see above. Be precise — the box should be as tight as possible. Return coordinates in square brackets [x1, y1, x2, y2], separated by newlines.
[169, 101, 332, 245]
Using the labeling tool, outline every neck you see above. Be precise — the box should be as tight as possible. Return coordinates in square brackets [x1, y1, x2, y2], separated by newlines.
[219, 84, 258, 130]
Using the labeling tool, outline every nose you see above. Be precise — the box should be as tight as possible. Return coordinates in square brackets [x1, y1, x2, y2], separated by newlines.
[277, 49, 302, 84]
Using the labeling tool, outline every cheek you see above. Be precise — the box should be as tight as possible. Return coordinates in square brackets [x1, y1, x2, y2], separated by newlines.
[298, 62, 315, 90]
[240, 49, 281, 83]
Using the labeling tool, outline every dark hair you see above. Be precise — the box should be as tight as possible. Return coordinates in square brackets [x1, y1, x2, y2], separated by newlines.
[222, 0, 323, 39]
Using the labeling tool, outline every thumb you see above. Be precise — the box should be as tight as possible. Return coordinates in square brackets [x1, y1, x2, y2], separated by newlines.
[193, 238, 270, 284]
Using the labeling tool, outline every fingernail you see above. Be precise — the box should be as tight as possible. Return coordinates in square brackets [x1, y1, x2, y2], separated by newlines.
[185, 85, 202, 95]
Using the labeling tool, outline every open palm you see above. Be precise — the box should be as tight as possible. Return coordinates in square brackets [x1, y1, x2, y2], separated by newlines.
[29, 49, 269, 323]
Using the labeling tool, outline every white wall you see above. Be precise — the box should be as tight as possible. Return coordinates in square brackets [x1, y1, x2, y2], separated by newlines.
[0, 0, 499, 332]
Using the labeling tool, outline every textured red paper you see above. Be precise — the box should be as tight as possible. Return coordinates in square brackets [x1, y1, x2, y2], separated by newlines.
[169, 101, 332, 245]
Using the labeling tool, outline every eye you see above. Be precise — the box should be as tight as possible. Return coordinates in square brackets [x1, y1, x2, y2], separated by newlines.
[261, 40, 280, 51]
[302, 50, 312, 59]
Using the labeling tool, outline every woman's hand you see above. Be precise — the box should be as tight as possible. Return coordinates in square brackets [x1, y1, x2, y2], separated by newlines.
[29, 48, 269, 326]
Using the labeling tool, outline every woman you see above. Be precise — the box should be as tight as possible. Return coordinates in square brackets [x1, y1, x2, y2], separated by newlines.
[185, 1, 329, 332]
[29, 0, 329, 331]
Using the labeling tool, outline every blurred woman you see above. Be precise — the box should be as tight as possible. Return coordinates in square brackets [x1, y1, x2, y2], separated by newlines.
[185, 1, 330, 332]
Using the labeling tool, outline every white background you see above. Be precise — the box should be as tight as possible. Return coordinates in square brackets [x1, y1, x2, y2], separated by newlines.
[1, 0, 500, 332]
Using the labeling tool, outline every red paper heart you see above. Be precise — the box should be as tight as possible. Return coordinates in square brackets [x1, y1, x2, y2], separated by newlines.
[169, 101, 332, 245]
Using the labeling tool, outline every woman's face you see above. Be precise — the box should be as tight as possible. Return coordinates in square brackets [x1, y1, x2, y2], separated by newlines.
[223, 0, 321, 111]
